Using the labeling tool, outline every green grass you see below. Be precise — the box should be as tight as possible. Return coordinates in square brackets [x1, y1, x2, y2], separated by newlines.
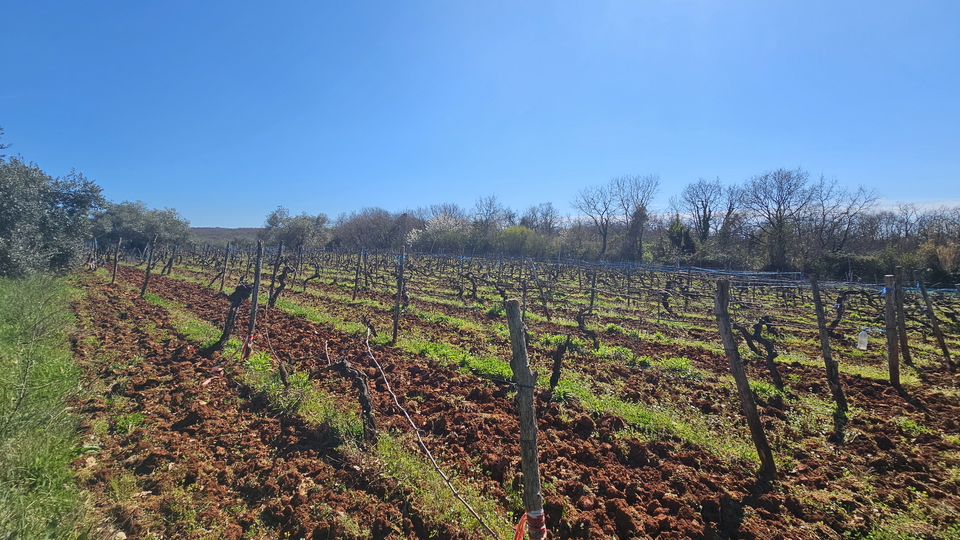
[143, 292, 221, 345]
[893, 416, 932, 437]
[403, 340, 513, 380]
[0, 275, 86, 538]
[374, 434, 512, 539]
[553, 375, 756, 462]
[652, 356, 704, 380]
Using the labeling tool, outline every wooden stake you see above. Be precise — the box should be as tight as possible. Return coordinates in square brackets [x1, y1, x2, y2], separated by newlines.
[352, 249, 362, 301]
[884, 275, 901, 389]
[219, 243, 230, 293]
[714, 279, 776, 482]
[244, 241, 264, 360]
[392, 246, 405, 344]
[919, 280, 954, 371]
[505, 299, 547, 540]
[267, 242, 284, 306]
[111, 237, 121, 285]
[894, 266, 912, 365]
[139, 236, 158, 298]
[810, 274, 848, 412]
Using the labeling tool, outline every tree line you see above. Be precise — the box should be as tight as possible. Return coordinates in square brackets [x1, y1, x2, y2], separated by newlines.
[2, 126, 958, 284]
[256, 169, 958, 284]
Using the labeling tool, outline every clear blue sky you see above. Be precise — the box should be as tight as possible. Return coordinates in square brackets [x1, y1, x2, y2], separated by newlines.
[3, 1, 959, 227]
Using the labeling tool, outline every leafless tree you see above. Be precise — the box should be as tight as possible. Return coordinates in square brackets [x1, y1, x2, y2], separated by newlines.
[612, 174, 660, 261]
[742, 167, 816, 271]
[571, 184, 617, 259]
[797, 177, 879, 264]
[673, 177, 723, 243]
[520, 202, 562, 236]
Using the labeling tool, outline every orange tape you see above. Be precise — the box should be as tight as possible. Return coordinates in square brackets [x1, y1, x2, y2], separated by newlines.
[513, 513, 527, 540]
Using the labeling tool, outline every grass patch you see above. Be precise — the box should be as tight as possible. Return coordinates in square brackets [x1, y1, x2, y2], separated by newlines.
[374, 434, 512, 539]
[651, 356, 704, 380]
[0, 275, 86, 538]
[553, 376, 756, 462]
[404, 341, 513, 380]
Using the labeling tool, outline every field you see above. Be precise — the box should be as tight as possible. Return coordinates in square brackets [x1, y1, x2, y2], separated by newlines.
[68, 249, 960, 539]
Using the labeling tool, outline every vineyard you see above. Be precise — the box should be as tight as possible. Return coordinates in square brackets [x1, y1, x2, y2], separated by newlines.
[69, 245, 960, 539]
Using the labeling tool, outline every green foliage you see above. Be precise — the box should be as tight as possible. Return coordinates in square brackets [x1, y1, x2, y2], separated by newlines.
[893, 416, 931, 437]
[486, 304, 505, 318]
[115, 412, 146, 435]
[0, 158, 104, 277]
[407, 341, 513, 380]
[0, 276, 86, 537]
[749, 379, 783, 400]
[539, 334, 585, 353]
[375, 434, 511, 538]
[258, 205, 330, 249]
[653, 357, 703, 380]
[91, 200, 190, 252]
[591, 344, 636, 363]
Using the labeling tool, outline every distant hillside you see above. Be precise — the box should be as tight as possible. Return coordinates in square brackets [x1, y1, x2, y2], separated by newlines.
[190, 227, 262, 245]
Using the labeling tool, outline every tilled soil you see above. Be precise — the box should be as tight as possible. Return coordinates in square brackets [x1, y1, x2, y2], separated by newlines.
[71, 267, 960, 539]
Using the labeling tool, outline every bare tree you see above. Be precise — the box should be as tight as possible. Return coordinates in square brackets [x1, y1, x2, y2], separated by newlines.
[520, 202, 561, 236]
[470, 195, 512, 252]
[797, 177, 879, 265]
[742, 167, 815, 271]
[571, 184, 618, 259]
[674, 177, 723, 243]
[612, 174, 660, 261]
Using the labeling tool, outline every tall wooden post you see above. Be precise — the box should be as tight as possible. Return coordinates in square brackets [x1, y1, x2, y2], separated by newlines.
[219, 243, 231, 293]
[139, 237, 158, 298]
[392, 246, 405, 344]
[243, 241, 263, 360]
[267, 242, 284, 304]
[884, 275, 901, 389]
[505, 299, 547, 540]
[810, 275, 848, 412]
[715, 279, 776, 482]
[352, 249, 363, 301]
[894, 267, 912, 365]
[919, 280, 954, 371]
[111, 237, 122, 285]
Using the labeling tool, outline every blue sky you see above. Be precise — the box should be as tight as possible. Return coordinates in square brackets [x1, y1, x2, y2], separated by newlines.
[3, 1, 959, 227]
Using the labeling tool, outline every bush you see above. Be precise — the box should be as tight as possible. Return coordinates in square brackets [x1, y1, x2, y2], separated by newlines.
[0, 158, 103, 277]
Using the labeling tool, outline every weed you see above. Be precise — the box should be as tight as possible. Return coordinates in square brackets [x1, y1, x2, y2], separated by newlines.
[893, 416, 931, 437]
[115, 412, 146, 434]
[653, 357, 704, 380]
[604, 323, 626, 334]
[486, 305, 505, 318]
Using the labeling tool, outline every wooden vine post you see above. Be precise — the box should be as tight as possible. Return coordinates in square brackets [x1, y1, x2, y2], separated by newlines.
[504, 299, 547, 539]
[919, 280, 954, 371]
[391, 246, 405, 344]
[894, 266, 913, 365]
[111, 237, 122, 285]
[219, 242, 230, 293]
[809, 274, 848, 413]
[267, 242, 284, 306]
[714, 279, 776, 482]
[139, 236, 159, 297]
[884, 274, 901, 389]
[352, 249, 363, 300]
[243, 241, 264, 360]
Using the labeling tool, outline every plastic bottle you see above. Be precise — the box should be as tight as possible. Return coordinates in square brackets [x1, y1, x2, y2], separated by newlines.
[857, 329, 869, 351]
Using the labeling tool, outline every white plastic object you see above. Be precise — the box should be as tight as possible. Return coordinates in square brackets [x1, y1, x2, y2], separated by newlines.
[857, 329, 869, 350]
